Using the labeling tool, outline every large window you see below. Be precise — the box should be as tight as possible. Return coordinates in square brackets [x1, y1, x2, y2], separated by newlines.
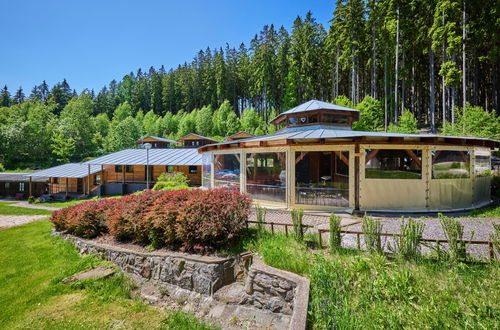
[295, 151, 349, 207]
[475, 153, 491, 177]
[214, 154, 240, 190]
[432, 150, 470, 179]
[201, 153, 212, 188]
[246, 152, 286, 202]
[365, 149, 422, 179]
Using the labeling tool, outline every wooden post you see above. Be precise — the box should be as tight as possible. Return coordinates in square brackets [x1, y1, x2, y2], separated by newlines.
[271, 223, 274, 234]
[65, 177, 68, 197]
[87, 165, 91, 195]
[100, 165, 104, 196]
[29, 176, 32, 197]
[285, 225, 288, 236]
[318, 229, 323, 249]
[354, 142, 360, 210]
[489, 241, 494, 262]
[356, 233, 361, 249]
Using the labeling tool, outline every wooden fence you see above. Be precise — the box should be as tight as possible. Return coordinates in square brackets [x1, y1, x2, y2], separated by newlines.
[246, 220, 497, 262]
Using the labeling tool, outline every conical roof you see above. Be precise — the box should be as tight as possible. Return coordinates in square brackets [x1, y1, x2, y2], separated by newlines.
[270, 99, 358, 124]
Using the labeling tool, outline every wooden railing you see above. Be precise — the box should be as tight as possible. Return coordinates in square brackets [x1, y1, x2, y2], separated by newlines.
[317, 228, 495, 261]
[246, 220, 497, 262]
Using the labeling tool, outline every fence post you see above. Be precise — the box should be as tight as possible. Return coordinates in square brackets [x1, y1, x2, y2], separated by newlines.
[271, 223, 274, 234]
[318, 230, 323, 249]
[285, 225, 288, 236]
[489, 241, 494, 262]
[357, 233, 361, 249]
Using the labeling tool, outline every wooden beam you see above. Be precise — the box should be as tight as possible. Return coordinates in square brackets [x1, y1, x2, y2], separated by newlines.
[65, 177, 68, 197]
[404, 150, 422, 168]
[29, 176, 32, 197]
[295, 152, 308, 164]
[334, 151, 349, 166]
[354, 143, 360, 210]
[365, 149, 379, 164]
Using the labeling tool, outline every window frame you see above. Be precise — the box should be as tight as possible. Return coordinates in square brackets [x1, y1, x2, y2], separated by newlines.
[364, 149, 423, 180]
[115, 165, 123, 173]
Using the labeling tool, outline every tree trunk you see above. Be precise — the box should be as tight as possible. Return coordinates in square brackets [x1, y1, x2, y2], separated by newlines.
[442, 10, 446, 123]
[429, 42, 436, 133]
[335, 48, 339, 100]
[394, 8, 400, 124]
[372, 25, 377, 99]
[351, 47, 356, 103]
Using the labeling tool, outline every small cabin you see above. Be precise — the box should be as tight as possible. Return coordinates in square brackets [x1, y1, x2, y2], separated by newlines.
[177, 133, 219, 148]
[225, 131, 257, 142]
[136, 136, 178, 149]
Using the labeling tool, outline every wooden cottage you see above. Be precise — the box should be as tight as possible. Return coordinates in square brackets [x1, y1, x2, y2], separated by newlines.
[177, 133, 219, 148]
[225, 131, 257, 142]
[135, 136, 178, 149]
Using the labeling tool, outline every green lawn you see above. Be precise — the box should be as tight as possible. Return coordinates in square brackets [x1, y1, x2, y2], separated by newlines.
[0, 220, 215, 329]
[36, 196, 120, 208]
[365, 169, 422, 179]
[0, 202, 52, 215]
[248, 233, 500, 329]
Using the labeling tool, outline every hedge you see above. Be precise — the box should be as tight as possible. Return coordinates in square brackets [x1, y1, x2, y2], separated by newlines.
[51, 188, 252, 252]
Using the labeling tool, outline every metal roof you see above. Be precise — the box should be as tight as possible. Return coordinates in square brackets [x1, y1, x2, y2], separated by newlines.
[270, 100, 358, 123]
[136, 136, 178, 144]
[0, 172, 48, 182]
[83, 148, 202, 166]
[28, 164, 102, 178]
[199, 125, 499, 150]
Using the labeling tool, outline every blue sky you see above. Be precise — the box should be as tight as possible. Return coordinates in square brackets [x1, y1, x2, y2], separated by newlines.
[0, 0, 335, 94]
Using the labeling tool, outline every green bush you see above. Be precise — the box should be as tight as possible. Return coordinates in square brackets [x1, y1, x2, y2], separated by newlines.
[393, 217, 425, 260]
[152, 172, 189, 191]
[0, 163, 5, 172]
[439, 215, 474, 261]
[290, 208, 304, 242]
[490, 223, 500, 258]
[27, 196, 35, 204]
[255, 205, 267, 236]
[329, 214, 342, 252]
[362, 215, 383, 253]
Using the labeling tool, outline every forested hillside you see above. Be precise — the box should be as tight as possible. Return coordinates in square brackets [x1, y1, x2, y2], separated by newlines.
[1, 0, 499, 170]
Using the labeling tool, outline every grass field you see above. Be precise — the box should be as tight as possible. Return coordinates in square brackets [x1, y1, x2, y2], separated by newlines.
[36, 196, 121, 208]
[0, 202, 52, 215]
[0, 220, 215, 329]
[248, 232, 500, 329]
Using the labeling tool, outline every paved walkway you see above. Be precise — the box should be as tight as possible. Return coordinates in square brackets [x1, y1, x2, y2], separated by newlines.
[10, 201, 61, 211]
[0, 215, 48, 229]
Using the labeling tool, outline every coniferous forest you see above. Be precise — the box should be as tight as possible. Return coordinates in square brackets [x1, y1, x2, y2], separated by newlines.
[1, 0, 499, 170]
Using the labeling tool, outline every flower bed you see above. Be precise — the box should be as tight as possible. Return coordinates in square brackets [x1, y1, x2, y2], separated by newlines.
[51, 189, 251, 252]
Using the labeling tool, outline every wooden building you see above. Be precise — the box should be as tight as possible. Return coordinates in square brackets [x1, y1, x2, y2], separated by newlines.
[135, 136, 178, 149]
[177, 133, 219, 148]
[225, 131, 256, 142]
[199, 100, 499, 213]
[82, 148, 202, 195]
[28, 164, 102, 197]
[0, 173, 48, 198]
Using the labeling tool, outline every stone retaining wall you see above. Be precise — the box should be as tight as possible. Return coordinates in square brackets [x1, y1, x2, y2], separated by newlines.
[55, 231, 310, 329]
[241, 258, 309, 329]
[55, 232, 236, 295]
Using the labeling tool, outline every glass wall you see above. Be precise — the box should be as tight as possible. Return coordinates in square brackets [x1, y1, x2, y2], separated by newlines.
[475, 153, 491, 176]
[295, 151, 349, 207]
[201, 153, 212, 188]
[246, 152, 286, 202]
[214, 154, 240, 190]
[365, 149, 422, 179]
[432, 150, 470, 179]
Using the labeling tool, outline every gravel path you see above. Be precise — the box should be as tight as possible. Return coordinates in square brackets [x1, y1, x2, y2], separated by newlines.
[249, 207, 499, 260]
[0, 215, 48, 228]
[9, 201, 61, 211]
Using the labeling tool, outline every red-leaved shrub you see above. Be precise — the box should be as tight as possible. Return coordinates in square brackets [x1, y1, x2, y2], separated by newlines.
[57, 198, 120, 238]
[107, 190, 164, 243]
[51, 188, 252, 252]
[175, 189, 251, 252]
